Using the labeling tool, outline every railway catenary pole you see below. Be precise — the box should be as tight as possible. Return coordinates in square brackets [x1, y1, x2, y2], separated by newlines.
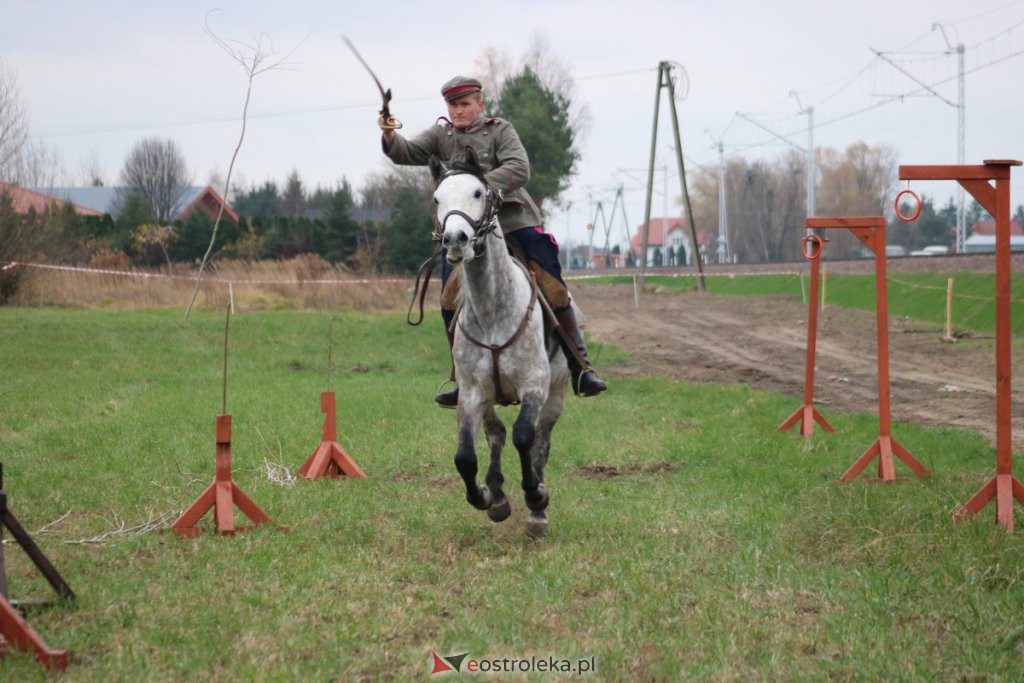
[874, 32, 966, 252]
[717, 141, 729, 263]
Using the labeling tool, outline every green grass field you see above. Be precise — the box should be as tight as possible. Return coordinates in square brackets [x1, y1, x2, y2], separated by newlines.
[1, 304, 1024, 680]
[588, 271, 1024, 335]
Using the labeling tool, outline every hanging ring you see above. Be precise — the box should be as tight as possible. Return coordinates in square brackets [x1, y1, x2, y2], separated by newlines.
[801, 234, 824, 260]
[895, 189, 922, 222]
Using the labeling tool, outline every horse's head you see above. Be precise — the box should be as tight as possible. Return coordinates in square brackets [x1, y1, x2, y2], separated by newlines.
[430, 149, 501, 265]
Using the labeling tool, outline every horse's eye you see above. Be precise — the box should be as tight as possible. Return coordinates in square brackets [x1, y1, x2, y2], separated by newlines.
[433, 197, 439, 204]
[474, 189, 482, 199]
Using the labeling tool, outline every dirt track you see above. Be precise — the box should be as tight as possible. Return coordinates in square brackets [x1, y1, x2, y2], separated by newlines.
[573, 282, 1024, 442]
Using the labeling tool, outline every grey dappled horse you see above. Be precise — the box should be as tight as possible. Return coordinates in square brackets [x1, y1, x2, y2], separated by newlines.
[430, 152, 569, 538]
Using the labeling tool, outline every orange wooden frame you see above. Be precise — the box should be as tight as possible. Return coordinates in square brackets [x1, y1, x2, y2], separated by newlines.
[171, 415, 286, 536]
[900, 160, 1023, 528]
[778, 234, 835, 437]
[296, 392, 367, 480]
[0, 597, 67, 672]
[806, 216, 930, 482]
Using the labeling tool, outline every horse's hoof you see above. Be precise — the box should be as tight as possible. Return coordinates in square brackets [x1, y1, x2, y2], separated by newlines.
[487, 497, 511, 523]
[524, 512, 548, 539]
[525, 483, 549, 512]
[470, 484, 493, 511]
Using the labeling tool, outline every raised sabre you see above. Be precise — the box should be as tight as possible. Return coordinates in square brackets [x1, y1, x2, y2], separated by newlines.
[343, 36, 402, 130]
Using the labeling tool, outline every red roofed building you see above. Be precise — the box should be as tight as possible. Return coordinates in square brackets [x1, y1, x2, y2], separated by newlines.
[32, 185, 238, 224]
[0, 183, 103, 217]
[630, 217, 708, 266]
[970, 220, 1024, 236]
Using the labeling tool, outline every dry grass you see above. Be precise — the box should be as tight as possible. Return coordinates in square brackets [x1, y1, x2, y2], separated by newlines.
[8, 256, 415, 312]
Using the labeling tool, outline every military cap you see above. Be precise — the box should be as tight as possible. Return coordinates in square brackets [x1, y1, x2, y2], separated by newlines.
[441, 76, 483, 102]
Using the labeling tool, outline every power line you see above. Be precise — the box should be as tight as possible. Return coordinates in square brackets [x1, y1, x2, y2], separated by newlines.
[39, 66, 658, 139]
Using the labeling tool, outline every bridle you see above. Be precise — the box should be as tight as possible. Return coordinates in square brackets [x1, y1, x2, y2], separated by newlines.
[432, 169, 503, 256]
[407, 167, 503, 327]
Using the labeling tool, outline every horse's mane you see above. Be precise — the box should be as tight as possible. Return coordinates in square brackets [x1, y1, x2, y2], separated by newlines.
[449, 159, 487, 183]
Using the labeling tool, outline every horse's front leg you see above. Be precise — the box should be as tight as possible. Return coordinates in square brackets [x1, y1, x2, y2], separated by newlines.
[513, 392, 548, 513]
[454, 392, 493, 511]
[483, 407, 511, 522]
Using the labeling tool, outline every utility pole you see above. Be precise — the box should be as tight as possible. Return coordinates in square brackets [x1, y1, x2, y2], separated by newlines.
[640, 61, 704, 290]
[564, 201, 573, 273]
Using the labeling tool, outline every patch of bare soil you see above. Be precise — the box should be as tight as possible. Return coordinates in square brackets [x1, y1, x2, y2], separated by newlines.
[574, 283, 1023, 443]
[578, 461, 678, 479]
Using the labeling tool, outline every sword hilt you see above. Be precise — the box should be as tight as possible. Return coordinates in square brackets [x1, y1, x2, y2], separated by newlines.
[378, 113, 403, 130]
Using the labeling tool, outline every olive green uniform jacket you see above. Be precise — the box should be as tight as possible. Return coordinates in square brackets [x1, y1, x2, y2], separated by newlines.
[383, 116, 543, 234]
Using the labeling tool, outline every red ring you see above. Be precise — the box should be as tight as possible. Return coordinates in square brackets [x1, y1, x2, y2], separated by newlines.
[801, 234, 823, 260]
[895, 189, 922, 222]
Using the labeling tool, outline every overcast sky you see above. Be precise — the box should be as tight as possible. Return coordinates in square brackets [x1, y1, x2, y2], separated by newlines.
[4, 0, 1024, 249]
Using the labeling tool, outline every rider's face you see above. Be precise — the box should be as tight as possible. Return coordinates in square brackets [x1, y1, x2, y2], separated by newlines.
[447, 94, 485, 129]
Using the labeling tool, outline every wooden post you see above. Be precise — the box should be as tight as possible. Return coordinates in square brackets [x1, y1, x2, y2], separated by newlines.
[943, 277, 955, 342]
[778, 234, 835, 437]
[821, 263, 827, 313]
[899, 160, 1024, 528]
[804, 217, 929, 482]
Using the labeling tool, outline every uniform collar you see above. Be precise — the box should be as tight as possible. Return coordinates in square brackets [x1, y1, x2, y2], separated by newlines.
[456, 115, 485, 133]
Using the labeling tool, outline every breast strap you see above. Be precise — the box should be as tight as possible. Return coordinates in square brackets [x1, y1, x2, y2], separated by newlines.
[457, 272, 539, 406]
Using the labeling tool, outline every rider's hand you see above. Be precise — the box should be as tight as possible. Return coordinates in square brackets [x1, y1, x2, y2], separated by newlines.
[378, 114, 397, 143]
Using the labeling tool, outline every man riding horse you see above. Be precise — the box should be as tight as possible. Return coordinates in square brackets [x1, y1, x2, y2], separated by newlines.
[380, 75, 607, 407]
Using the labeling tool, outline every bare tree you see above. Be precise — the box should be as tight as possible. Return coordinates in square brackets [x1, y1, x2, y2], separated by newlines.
[473, 32, 591, 141]
[117, 137, 191, 222]
[12, 140, 65, 189]
[0, 59, 29, 182]
[183, 10, 302, 319]
[78, 149, 106, 187]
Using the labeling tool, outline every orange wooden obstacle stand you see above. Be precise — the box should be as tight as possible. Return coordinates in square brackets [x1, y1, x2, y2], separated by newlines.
[171, 415, 286, 536]
[171, 304, 285, 536]
[778, 232, 836, 437]
[0, 464, 73, 672]
[807, 216, 930, 482]
[900, 159, 1023, 528]
[296, 319, 366, 480]
[296, 392, 366, 480]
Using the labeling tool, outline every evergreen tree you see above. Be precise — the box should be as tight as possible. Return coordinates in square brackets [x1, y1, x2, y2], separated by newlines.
[279, 169, 307, 218]
[381, 186, 434, 273]
[232, 181, 279, 222]
[494, 67, 578, 209]
[913, 196, 952, 249]
[319, 180, 362, 263]
[115, 190, 154, 251]
[175, 211, 216, 262]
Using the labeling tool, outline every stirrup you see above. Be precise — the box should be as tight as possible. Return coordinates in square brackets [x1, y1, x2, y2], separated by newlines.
[434, 379, 459, 409]
[577, 366, 606, 397]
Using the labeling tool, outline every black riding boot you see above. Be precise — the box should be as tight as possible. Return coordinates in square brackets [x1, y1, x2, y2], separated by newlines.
[554, 307, 607, 397]
[435, 310, 459, 409]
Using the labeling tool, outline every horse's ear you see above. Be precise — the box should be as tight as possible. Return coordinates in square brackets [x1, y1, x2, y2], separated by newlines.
[429, 155, 446, 183]
[464, 146, 479, 169]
